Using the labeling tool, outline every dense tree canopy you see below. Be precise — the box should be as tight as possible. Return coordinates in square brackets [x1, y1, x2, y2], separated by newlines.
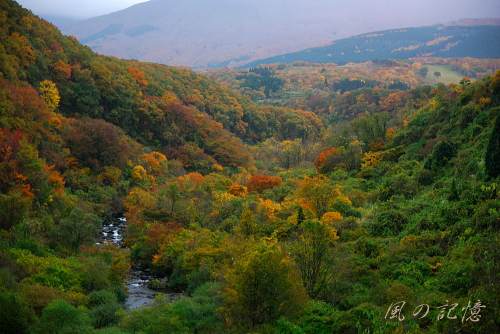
[0, 0, 498, 333]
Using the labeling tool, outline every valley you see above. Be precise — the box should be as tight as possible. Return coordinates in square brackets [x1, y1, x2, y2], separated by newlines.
[0, 1, 499, 333]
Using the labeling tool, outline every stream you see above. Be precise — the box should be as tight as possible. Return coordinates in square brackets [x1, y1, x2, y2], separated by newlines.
[98, 217, 183, 309]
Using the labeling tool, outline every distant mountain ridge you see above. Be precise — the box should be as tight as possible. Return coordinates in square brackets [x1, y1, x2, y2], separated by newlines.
[246, 23, 500, 67]
[445, 18, 500, 26]
[60, 0, 500, 69]
[63, 0, 340, 68]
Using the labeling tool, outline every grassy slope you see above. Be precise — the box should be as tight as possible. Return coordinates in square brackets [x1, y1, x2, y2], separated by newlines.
[422, 64, 464, 85]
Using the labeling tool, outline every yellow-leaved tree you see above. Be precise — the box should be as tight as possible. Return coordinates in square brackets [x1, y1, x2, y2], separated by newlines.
[38, 80, 60, 112]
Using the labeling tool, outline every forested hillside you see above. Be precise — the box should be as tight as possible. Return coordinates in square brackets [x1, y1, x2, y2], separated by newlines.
[115, 72, 499, 334]
[0, 0, 321, 170]
[0, 0, 499, 333]
[211, 58, 500, 124]
[248, 25, 500, 67]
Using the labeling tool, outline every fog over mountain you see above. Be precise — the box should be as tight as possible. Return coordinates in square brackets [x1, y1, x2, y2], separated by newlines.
[23, 0, 500, 68]
[16, 0, 148, 19]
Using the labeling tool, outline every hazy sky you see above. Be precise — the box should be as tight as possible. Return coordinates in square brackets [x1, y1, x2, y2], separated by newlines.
[16, 0, 500, 20]
[16, 0, 148, 18]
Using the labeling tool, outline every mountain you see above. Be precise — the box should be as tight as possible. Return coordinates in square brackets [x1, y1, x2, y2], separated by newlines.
[2, 1, 500, 333]
[1, 0, 323, 172]
[445, 17, 500, 26]
[41, 15, 80, 30]
[62, 0, 336, 68]
[247, 24, 500, 67]
[61, 0, 500, 68]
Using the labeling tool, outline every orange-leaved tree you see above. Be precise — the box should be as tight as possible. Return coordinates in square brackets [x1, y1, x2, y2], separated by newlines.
[314, 147, 344, 173]
[247, 175, 282, 193]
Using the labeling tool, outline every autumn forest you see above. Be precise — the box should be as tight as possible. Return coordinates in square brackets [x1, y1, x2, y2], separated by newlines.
[0, 0, 499, 333]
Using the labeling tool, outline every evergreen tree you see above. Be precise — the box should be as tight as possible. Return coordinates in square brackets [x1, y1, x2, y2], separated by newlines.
[297, 207, 305, 225]
[485, 116, 500, 178]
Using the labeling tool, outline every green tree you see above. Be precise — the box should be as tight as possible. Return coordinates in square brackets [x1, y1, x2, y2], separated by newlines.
[226, 243, 307, 328]
[485, 116, 500, 178]
[51, 206, 100, 252]
[425, 140, 456, 171]
[88, 290, 121, 328]
[35, 300, 93, 334]
[417, 66, 429, 77]
[0, 292, 32, 334]
[297, 206, 305, 225]
[351, 112, 389, 148]
[161, 182, 181, 216]
[290, 220, 336, 299]
[0, 190, 31, 230]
